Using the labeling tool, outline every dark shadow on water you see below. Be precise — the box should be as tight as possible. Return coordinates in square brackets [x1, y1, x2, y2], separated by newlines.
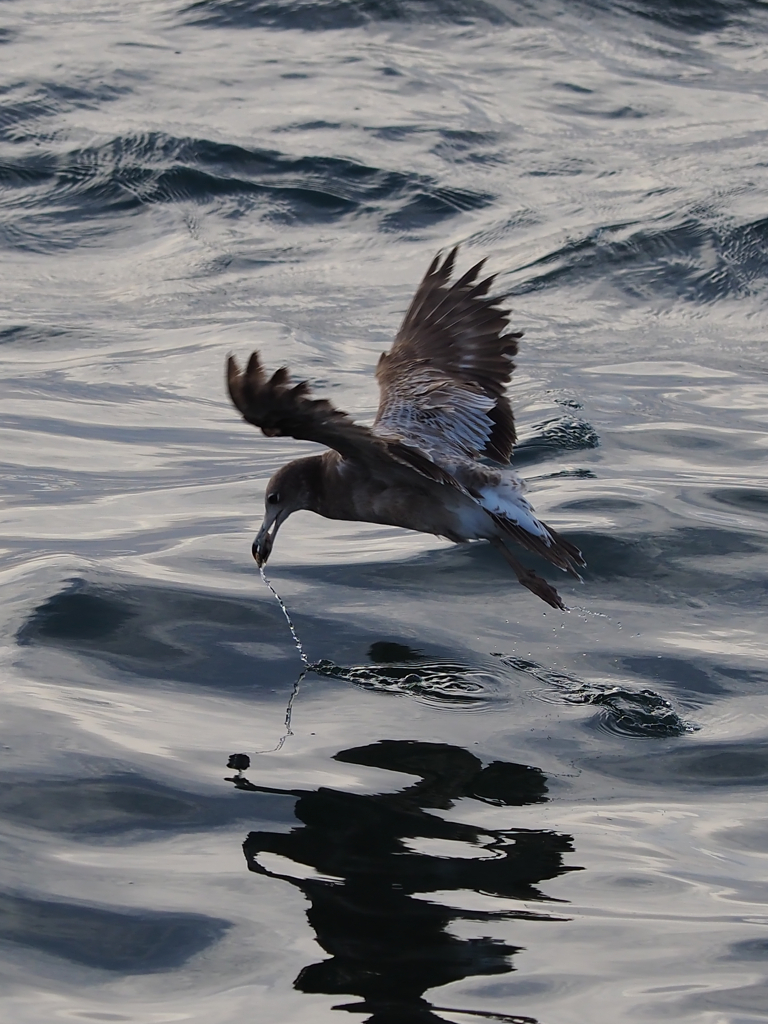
[0, 767, 287, 838]
[564, 526, 768, 609]
[586, 738, 768, 788]
[711, 488, 768, 515]
[507, 205, 768, 303]
[2, 132, 493, 250]
[15, 578, 513, 706]
[230, 740, 579, 1023]
[621, 0, 761, 32]
[16, 577, 309, 695]
[179, 0, 759, 34]
[620, 654, 727, 696]
[181, 0, 520, 30]
[0, 891, 227, 973]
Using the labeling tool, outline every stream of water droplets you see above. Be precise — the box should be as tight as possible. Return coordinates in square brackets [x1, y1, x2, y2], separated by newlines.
[259, 565, 311, 668]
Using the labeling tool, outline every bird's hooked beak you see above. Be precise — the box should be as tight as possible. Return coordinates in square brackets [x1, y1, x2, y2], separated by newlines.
[252, 507, 288, 566]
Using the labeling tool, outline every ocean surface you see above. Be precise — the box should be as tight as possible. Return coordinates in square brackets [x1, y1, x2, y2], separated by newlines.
[2, 1, 768, 1021]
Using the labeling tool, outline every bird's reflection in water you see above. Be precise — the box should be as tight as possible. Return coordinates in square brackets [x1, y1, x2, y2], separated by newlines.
[228, 741, 579, 1024]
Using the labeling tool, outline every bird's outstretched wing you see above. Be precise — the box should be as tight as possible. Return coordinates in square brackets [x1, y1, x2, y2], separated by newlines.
[227, 351, 459, 488]
[374, 248, 522, 465]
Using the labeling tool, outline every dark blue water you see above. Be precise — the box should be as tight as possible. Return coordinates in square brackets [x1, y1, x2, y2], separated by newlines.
[2, 1, 768, 1021]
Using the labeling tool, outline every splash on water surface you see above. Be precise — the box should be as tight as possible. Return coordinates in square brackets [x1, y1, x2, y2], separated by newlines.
[495, 654, 694, 738]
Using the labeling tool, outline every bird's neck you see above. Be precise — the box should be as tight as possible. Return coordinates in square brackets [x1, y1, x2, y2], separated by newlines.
[313, 451, 362, 521]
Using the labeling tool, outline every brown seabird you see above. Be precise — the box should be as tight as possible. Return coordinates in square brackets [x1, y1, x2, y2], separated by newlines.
[227, 249, 585, 609]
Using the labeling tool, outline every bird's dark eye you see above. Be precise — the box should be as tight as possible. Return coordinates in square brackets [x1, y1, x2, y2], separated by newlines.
[266, 492, 280, 505]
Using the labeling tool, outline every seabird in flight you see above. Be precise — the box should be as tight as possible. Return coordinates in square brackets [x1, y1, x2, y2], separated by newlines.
[227, 248, 585, 609]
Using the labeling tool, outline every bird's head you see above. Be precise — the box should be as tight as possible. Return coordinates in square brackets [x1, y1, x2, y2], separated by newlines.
[252, 457, 322, 566]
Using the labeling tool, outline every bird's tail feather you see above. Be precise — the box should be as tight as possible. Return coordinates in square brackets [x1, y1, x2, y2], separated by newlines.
[489, 512, 585, 578]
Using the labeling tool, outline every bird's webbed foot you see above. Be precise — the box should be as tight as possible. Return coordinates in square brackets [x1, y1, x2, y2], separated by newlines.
[517, 568, 566, 610]
[490, 538, 567, 610]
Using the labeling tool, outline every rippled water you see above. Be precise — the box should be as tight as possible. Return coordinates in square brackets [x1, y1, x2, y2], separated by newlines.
[2, 1, 768, 1021]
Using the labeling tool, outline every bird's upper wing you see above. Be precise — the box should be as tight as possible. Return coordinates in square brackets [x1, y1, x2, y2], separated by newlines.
[374, 248, 522, 465]
[227, 351, 461, 489]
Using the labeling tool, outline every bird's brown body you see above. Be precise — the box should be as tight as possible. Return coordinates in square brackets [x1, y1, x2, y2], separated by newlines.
[277, 452, 473, 542]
